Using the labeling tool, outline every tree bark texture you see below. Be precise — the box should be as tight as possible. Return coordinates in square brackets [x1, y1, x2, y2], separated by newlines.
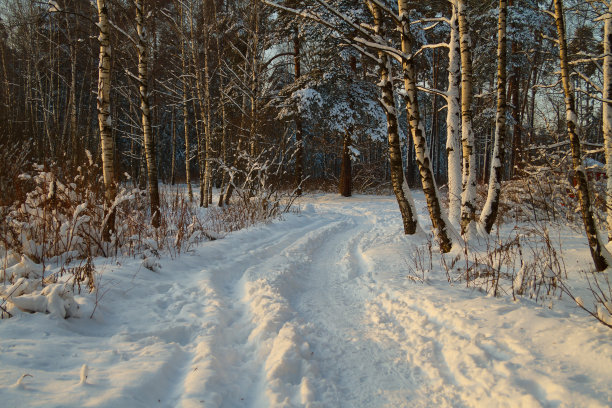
[187, 8, 207, 207]
[203, 25, 213, 208]
[294, 27, 304, 196]
[479, 0, 507, 234]
[456, 0, 477, 236]
[604, 3, 612, 240]
[446, 5, 462, 227]
[339, 130, 352, 197]
[96, 0, 116, 241]
[179, 11, 193, 201]
[215, 1, 229, 207]
[171, 106, 176, 185]
[398, 0, 452, 252]
[368, 1, 418, 235]
[136, 0, 160, 228]
[555, 0, 609, 271]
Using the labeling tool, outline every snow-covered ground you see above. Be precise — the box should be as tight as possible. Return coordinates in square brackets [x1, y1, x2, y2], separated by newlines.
[1, 193, 611, 407]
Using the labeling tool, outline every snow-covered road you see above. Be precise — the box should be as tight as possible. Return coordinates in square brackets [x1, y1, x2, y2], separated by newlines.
[2, 194, 611, 407]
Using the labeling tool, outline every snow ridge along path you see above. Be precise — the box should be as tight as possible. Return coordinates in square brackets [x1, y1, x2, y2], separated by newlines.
[1, 193, 612, 407]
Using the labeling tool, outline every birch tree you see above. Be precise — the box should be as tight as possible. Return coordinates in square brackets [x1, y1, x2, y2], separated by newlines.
[456, 0, 477, 236]
[446, 4, 462, 228]
[367, 0, 419, 235]
[554, 0, 610, 271]
[479, 0, 507, 234]
[397, 0, 453, 251]
[294, 26, 304, 196]
[136, 0, 160, 228]
[178, 1, 193, 201]
[603, 2, 612, 240]
[97, 0, 116, 241]
[202, 2, 214, 208]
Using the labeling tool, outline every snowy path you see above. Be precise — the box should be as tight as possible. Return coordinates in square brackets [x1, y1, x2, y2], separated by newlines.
[2, 194, 612, 407]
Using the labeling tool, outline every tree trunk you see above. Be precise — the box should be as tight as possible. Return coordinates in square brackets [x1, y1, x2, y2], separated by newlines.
[96, 0, 116, 242]
[339, 130, 352, 197]
[179, 7, 193, 201]
[431, 48, 439, 180]
[398, 0, 453, 252]
[249, 0, 260, 159]
[136, 0, 160, 228]
[479, 0, 507, 234]
[187, 7, 207, 207]
[446, 4, 462, 227]
[203, 25, 213, 208]
[70, 45, 79, 165]
[604, 3, 612, 240]
[215, 1, 229, 207]
[456, 0, 477, 236]
[367, 1, 418, 235]
[509, 0, 522, 178]
[555, 0, 609, 271]
[171, 106, 176, 185]
[224, 93, 249, 205]
[294, 27, 304, 196]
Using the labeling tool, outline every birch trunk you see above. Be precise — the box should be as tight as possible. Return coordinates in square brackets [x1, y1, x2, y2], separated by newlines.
[479, 0, 507, 234]
[136, 0, 160, 228]
[70, 46, 79, 165]
[294, 27, 304, 196]
[509, 0, 522, 178]
[367, 1, 418, 235]
[250, 0, 260, 159]
[187, 7, 207, 207]
[203, 26, 213, 208]
[554, 0, 609, 271]
[96, 0, 116, 241]
[398, 0, 453, 252]
[224, 93, 249, 205]
[179, 7, 193, 201]
[214, 1, 229, 207]
[446, 5, 462, 227]
[171, 106, 176, 185]
[604, 3, 612, 240]
[339, 129, 352, 197]
[456, 0, 477, 236]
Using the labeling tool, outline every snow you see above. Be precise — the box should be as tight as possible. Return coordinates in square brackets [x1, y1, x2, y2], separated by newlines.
[2, 193, 612, 407]
[583, 157, 605, 169]
[291, 88, 323, 114]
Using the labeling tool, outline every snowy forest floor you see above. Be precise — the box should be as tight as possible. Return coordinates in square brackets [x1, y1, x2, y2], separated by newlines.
[1, 192, 612, 407]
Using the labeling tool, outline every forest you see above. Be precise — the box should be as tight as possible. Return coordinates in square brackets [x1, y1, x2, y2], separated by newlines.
[1, 0, 612, 406]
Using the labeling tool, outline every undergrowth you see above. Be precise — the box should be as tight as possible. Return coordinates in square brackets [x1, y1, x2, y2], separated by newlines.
[1, 151, 296, 319]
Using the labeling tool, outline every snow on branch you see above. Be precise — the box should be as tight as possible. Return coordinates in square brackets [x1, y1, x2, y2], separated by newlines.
[414, 43, 450, 58]
[368, 0, 401, 25]
[416, 86, 448, 100]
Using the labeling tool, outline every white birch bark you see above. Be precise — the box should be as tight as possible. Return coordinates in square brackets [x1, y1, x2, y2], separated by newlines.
[479, 0, 507, 234]
[367, 1, 418, 235]
[456, 0, 477, 236]
[398, 0, 453, 252]
[187, 8, 207, 207]
[96, 0, 116, 241]
[446, 4, 462, 228]
[604, 2, 612, 241]
[555, 0, 610, 271]
[136, 0, 160, 228]
[179, 3, 193, 201]
[203, 26, 212, 208]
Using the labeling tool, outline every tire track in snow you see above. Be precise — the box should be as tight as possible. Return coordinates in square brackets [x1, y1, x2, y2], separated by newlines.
[172, 195, 602, 407]
[265, 200, 535, 407]
[285, 209, 432, 407]
[173, 214, 342, 407]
